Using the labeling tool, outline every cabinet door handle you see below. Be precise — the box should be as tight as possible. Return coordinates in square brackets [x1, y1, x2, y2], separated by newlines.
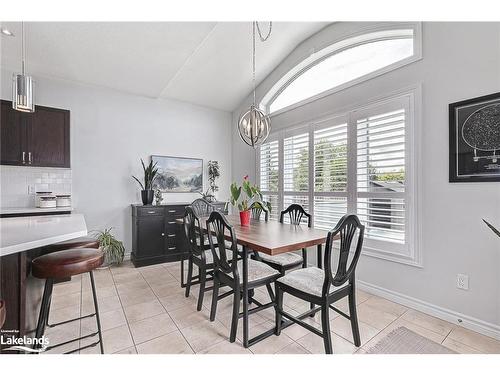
[28, 152, 32, 164]
[147, 211, 156, 214]
[168, 221, 176, 224]
[168, 210, 176, 213]
[161, 233, 165, 236]
[22, 151, 26, 164]
[167, 234, 176, 238]
[167, 246, 176, 250]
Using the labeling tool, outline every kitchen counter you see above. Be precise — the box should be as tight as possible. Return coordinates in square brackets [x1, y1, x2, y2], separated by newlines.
[0, 206, 73, 215]
[0, 214, 87, 256]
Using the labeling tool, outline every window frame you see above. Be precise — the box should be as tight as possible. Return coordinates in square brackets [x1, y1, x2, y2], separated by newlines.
[256, 87, 422, 267]
[261, 22, 422, 117]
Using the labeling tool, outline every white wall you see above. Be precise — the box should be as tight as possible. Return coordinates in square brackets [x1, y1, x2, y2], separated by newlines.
[232, 22, 500, 334]
[1, 70, 232, 252]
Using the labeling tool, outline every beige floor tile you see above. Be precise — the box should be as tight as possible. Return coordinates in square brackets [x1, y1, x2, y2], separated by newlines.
[150, 280, 184, 298]
[110, 262, 138, 275]
[248, 321, 294, 354]
[355, 289, 373, 304]
[115, 346, 137, 354]
[276, 342, 310, 354]
[169, 305, 212, 330]
[442, 337, 481, 354]
[81, 293, 122, 315]
[113, 272, 143, 285]
[116, 279, 151, 293]
[47, 304, 81, 325]
[81, 285, 118, 301]
[447, 326, 500, 354]
[118, 288, 157, 307]
[296, 331, 357, 354]
[42, 341, 80, 354]
[330, 315, 381, 345]
[45, 320, 80, 348]
[129, 313, 178, 344]
[81, 308, 127, 333]
[102, 324, 134, 353]
[159, 291, 198, 312]
[136, 331, 194, 354]
[181, 320, 229, 352]
[400, 309, 455, 336]
[198, 339, 251, 354]
[356, 303, 399, 330]
[53, 280, 82, 296]
[123, 299, 166, 323]
[362, 296, 408, 317]
[50, 291, 81, 311]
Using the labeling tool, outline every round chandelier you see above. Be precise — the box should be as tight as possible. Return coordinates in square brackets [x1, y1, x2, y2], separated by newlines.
[238, 21, 272, 148]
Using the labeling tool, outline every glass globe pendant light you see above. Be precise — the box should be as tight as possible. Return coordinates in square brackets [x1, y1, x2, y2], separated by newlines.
[12, 22, 34, 113]
[238, 21, 272, 148]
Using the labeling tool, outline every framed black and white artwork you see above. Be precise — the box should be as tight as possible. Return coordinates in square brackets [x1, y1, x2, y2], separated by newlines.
[151, 155, 203, 193]
[449, 92, 500, 182]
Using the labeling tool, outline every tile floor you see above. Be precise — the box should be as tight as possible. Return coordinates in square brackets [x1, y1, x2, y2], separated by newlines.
[42, 261, 500, 354]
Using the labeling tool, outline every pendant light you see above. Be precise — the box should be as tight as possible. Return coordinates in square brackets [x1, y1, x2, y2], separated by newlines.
[12, 22, 34, 113]
[238, 21, 272, 148]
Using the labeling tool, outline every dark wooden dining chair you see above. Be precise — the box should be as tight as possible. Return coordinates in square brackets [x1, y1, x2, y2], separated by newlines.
[206, 211, 280, 348]
[250, 201, 269, 221]
[191, 198, 216, 218]
[255, 204, 310, 275]
[275, 214, 365, 354]
[183, 206, 216, 311]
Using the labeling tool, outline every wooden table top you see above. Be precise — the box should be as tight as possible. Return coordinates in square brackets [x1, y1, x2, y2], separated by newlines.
[178, 215, 330, 256]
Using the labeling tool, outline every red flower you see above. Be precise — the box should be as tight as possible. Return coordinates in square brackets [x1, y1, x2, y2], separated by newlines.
[243, 175, 249, 180]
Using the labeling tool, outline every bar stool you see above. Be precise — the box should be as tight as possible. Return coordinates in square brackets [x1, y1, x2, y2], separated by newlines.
[32, 248, 105, 354]
[44, 236, 100, 252]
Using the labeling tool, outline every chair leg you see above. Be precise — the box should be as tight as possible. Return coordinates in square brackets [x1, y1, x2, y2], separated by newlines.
[348, 287, 361, 347]
[34, 279, 53, 351]
[185, 257, 193, 297]
[197, 266, 207, 311]
[89, 271, 104, 354]
[321, 303, 333, 354]
[301, 248, 307, 268]
[229, 284, 240, 343]
[210, 275, 220, 322]
[275, 285, 283, 336]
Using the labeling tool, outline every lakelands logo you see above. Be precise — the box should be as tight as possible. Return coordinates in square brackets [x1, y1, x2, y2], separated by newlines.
[1, 334, 50, 353]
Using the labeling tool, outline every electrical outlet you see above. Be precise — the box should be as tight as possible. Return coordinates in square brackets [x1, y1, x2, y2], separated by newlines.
[457, 274, 469, 290]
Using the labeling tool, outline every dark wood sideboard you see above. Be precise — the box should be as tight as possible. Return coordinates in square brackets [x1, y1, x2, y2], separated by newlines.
[131, 202, 227, 267]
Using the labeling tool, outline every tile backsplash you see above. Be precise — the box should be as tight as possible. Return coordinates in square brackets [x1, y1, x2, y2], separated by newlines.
[0, 166, 72, 208]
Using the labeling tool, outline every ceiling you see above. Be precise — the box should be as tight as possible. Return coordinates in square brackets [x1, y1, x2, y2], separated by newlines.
[0, 22, 329, 112]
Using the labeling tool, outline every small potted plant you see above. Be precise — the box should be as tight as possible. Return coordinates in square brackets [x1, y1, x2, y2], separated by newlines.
[132, 158, 158, 205]
[229, 175, 263, 226]
[92, 228, 125, 268]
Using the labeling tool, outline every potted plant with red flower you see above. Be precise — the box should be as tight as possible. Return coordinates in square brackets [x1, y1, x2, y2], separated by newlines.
[229, 175, 264, 226]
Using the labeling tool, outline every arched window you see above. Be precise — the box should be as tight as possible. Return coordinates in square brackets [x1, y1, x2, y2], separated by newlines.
[261, 26, 421, 114]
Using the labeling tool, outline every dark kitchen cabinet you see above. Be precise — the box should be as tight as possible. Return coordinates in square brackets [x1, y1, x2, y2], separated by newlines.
[0, 100, 70, 168]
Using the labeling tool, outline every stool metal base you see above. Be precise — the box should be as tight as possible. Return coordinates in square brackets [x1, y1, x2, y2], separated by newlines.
[34, 270, 104, 354]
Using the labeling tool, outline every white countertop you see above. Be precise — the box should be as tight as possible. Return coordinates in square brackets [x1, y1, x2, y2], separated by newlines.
[0, 214, 87, 257]
[0, 206, 73, 215]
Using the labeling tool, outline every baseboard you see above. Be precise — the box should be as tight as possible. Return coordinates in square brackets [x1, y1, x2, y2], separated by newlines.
[357, 279, 500, 341]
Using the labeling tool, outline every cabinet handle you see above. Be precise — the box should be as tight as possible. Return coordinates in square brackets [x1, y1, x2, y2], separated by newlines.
[168, 246, 176, 250]
[147, 211, 156, 214]
[167, 234, 176, 238]
[168, 210, 176, 213]
[168, 221, 176, 224]
[161, 233, 165, 236]
[28, 152, 32, 164]
[22, 151, 26, 164]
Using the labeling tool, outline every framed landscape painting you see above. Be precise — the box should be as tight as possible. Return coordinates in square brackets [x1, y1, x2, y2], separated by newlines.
[152, 155, 203, 193]
[449, 92, 500, 182]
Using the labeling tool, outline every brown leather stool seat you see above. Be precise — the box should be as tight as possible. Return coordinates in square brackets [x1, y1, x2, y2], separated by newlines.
[44, 236, 100, 252]
[32, 248, 104, 279]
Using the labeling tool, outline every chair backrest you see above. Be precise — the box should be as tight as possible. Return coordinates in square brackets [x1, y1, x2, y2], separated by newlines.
[322, 214, 364, 294]
[191, 198, 216, 218]
[206, 211, 238, 274]
[183, 206, 204, 257]
[279, 203, 311, 227]
[251, 202, 269, 221]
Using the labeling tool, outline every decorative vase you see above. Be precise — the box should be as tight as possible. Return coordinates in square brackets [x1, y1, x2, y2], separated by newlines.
[239, 210, 251, 226]
[141, 190, 154, 205]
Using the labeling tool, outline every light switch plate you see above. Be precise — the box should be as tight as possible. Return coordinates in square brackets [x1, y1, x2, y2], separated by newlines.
[457, 274, 469, 290]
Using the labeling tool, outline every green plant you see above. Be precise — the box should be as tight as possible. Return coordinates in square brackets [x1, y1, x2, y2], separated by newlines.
[207, 160, 220, 194]
[132, 158, 158, 190]
[92, 228, 125, 265]
[229, 175, 270, 212]
[483, 219, 500, 238]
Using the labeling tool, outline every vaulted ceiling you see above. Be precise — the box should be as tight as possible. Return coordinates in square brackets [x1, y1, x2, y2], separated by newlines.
[0, 22, 328, 111]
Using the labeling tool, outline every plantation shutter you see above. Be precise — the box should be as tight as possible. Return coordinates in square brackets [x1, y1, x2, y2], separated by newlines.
[259, 139, 280, 220]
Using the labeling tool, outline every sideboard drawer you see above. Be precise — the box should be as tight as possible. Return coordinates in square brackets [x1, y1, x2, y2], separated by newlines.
[136, 206, 165, 217]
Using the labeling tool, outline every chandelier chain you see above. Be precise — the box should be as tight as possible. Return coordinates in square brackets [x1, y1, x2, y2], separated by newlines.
[252, 21, 272, 106]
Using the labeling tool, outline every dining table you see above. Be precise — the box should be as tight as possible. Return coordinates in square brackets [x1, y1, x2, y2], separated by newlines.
[177, 214, 333, 347]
